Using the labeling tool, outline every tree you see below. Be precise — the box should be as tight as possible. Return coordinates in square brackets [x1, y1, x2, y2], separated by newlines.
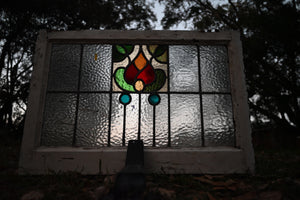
[160, 0, 300, 133]
[0, 0, 156, 129]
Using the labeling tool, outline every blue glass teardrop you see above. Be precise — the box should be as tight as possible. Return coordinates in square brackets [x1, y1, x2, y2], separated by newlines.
[148, 94, 160, 105]
[120, 93, 131, 105]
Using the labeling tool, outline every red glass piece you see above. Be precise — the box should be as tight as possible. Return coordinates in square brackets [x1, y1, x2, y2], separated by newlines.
[137, 64, 155, 85]
[124, 64, 138, 84]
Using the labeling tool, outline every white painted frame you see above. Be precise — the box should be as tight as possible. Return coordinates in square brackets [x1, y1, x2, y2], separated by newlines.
[19, 30, 255, 174]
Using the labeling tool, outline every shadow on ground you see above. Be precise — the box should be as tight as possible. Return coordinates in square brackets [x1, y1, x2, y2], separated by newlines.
[0, 129, 299, 200]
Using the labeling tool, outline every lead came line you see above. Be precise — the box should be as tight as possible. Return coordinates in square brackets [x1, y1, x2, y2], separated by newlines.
[167, 46, 171, 147]
[108, 45, 114, 147]
[122, 104, 127, 146]
[47, 90, 230, 95]
[73, 44, 84, 146]
[198, 45, 205, 147]
[153, 105, 156, 147]
[138, 93, 141, 140]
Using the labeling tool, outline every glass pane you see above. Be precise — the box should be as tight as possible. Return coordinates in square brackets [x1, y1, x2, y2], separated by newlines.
[76, 94, 109, 147]
[203, 94, 234, 146]
[110, 93, 139, 146]
[41, 93, 76, 146]
[110, 93, 124, 146]
[140, 94, 153, 146]
[154, 94, 168, 147]
[169, 45, 199, 92]
[140, 94, 168, 147]
[200, 46, 230, 92]
[80, 45, 112, 91]
[47, 44, 80, 91]
[125, 94, 139, 143]
[170, 94, 202, 147]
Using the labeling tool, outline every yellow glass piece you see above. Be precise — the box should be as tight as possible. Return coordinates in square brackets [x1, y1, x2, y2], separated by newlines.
[94, 54, 98, 61]
[134, 52, 147, 70]
[157, 51, 167, 63]
[135, 80, 144, 91]
[149, 45, 158, 54]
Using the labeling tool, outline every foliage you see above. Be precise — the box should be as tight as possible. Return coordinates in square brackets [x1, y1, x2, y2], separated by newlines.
[0, 0, 156, 129]
[161, 0, 300, 133]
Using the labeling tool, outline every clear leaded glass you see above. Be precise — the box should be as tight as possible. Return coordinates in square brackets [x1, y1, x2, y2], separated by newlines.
[42, 44, 235, 147]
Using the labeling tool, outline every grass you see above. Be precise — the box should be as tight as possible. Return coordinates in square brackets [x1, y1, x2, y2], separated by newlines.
[1, 130, 300, 200]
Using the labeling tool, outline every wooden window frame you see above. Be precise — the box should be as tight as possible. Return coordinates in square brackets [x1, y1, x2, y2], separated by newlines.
[19, 30, 255, 174]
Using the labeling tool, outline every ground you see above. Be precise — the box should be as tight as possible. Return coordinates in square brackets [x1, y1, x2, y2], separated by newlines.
[0, 130, 300, 200]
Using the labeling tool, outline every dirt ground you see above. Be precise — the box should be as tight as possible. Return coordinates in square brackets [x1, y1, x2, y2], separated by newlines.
[0, 130, 299, 200]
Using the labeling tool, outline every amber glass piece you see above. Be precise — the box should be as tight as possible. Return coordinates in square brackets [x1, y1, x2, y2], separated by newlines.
[124, 64, 138, 84]
[135, 80, 144, 91]
[137, 64, 155, 85]
[134, 52, 147, 70]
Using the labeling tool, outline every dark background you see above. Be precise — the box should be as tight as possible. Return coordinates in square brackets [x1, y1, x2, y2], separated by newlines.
[0, 1, 299, 199]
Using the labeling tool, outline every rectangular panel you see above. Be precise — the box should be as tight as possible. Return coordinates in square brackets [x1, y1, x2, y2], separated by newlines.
[170, 94, 202, 147]
[80, 45, 112, 91]
[140, 94, 168, 147]
[203, 94, 235, 146]
[125, 94, 139, 143]
[140, 94, 153, 146]
[41, 93, 76, 146]
[154, 94, 169, 147]
[169, 45, 199, 92]
[110, 93, 139, 146]
[76, 94, 109, 147]
[110, 93, 124, 146]
[200, 46, 231, 92]
[47, 44, 81, 91]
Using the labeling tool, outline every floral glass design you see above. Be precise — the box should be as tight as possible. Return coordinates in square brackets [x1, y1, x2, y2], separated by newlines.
[113, 45, 167, 94]
[112, 45, 168, 145]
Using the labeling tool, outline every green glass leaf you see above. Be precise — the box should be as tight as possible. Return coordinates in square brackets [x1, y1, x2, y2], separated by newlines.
[113, 45, 135, 62]
[153, 45, 167, 57]
[148, 45, 158, 54]
[116, 45, 126, 54]
[156, 51, 168, 63]
[113, 52, 125, 62]
[123, 45, 134, 54]
[144, 69, 166, 92]
[114, 68, 135, 92]
[113, 46, 126, 62]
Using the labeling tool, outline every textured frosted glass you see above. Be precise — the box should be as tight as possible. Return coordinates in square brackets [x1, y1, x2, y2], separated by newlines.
[140, 94, 153, 146]
[154, 94, 168, 147]
[76, 94, 109, 147]
[110, 93, 139, 146]
[81, 45, 112, 91]
[169, 46, 199, 92]
[110, 93, 124, 146]
[48, 44, 80, 91]
[170, 94, 202, 147]
[140, 94, 168, 147]
[125, 94, 139, 143]
[203, 94, 234, 146]
[41, 93, 76, 146]
[200, 46, 230, 92]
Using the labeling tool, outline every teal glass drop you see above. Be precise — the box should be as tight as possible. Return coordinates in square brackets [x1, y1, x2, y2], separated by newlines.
[148, 94, 160, 105]
[120, 93, 131, 105]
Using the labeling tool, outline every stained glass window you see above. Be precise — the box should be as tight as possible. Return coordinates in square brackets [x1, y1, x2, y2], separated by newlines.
[41, 44, 234, 147]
